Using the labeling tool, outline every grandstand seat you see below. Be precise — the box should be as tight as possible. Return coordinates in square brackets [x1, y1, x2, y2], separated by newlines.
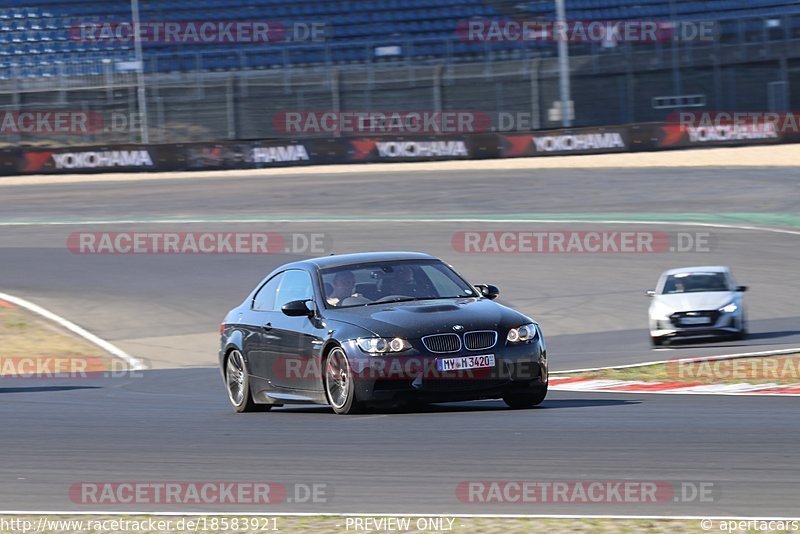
[0, 0, 799, 76]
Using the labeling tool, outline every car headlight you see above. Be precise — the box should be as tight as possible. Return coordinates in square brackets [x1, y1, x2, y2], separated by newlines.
[720, 302, 738, 313]
[356, 337, 411, 354]
[650, 302, 673, 320]
[507, 323, 538, 343]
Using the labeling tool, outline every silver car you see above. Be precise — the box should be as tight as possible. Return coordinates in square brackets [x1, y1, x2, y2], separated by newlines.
[647, 266, 748, 346]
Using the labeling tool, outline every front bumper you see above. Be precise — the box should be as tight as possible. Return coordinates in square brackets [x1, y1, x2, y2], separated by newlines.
[340, 338, 548, 403]
[650, 309, 743, 339]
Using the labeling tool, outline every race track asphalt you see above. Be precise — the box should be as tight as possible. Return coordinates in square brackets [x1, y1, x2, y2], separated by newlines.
[0, 166, 798, 516]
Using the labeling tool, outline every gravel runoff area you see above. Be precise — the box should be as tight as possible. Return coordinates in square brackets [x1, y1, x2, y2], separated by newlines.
[0, 303, 123, 378]
[1, 144, 798, 187]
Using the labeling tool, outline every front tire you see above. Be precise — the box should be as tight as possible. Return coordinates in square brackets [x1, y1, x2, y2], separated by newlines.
[734, 317, 748, 340]
[502, 383, 547, 409]
[651, 336, 665, 347]
[324, 347, 364, 415]
[225, 349, 270, 413]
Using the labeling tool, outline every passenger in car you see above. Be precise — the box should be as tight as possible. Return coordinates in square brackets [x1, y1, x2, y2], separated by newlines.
[382, 265, 418, 296]
[327, 271, 356, 306]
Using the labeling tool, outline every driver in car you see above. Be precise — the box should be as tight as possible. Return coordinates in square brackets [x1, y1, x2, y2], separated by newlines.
[383, 264, 418, 297]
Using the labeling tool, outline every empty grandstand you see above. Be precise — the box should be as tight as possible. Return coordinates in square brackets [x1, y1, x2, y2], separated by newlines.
[1, 0, 799, 145]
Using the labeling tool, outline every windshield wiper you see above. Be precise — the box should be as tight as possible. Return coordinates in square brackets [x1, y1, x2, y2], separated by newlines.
[364, 297, 424, 306]
[363, 295, 468, 306]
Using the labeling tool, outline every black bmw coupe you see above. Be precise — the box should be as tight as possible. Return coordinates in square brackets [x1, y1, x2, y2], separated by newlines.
[219, 252, 548, 414]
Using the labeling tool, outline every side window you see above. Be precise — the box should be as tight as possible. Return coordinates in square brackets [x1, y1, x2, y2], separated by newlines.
[275, 269, 314, 310]
[252, 273, 283, 311]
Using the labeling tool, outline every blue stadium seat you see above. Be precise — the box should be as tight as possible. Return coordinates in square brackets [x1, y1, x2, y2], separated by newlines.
[1, 0, 799, 76]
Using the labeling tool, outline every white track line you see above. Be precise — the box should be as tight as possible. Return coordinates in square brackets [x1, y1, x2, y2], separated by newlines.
[1, 218, 800, 236]
[0, 291, 146, 371]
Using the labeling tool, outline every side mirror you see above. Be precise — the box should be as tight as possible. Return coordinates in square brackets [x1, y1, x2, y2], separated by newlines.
[475, 284, 500, 300]
[736, 285, 748, 292]
[646, 290, 656, 297]
[282, 299, 315, 317]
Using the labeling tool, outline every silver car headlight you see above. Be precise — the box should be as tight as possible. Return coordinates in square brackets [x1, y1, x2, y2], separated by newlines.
[720, 302, 738, 313]
[507, 323, 538, 343]
[650, 301, 673, 320]
[356, 337, 411, 354]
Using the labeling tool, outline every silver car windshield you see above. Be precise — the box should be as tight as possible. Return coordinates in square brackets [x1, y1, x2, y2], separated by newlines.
[661, 273, 730, 294]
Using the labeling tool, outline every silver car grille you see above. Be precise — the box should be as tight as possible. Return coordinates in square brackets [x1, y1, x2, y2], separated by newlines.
[422, 333, 462, 353]
[422, 331, 498, 353]
[464, 330, 497, 351]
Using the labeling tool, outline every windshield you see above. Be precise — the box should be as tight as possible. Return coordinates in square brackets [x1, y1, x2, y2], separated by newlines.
[661, 273, 731, 294]
[321, 260, 477, 308]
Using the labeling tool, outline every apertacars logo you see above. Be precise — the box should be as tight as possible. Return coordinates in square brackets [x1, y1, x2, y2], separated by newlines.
[22, 150, 154, 172]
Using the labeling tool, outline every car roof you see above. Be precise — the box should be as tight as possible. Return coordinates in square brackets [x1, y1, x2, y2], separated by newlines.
[662, 266, 731, 276]
[287, 251, 438, 271]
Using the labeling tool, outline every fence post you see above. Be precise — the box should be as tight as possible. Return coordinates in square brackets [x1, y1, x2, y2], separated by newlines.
[433, 64, 442, 114]
[226, 75, 236, 140]
[331, 68, 340, 137]
[530, 58, 541, 130]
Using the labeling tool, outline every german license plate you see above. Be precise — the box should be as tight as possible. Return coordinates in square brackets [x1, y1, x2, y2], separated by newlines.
[436, 354, 495, 372]
[682, 316, 711, 325]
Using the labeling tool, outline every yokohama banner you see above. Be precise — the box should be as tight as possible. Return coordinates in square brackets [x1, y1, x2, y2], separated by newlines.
[1, 121, 798, 176]
[498, 126, 630, 157]
[19, 146, 160, 173]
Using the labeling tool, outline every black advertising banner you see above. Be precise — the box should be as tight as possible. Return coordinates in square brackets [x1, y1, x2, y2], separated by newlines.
[345, 136, 473, 163]
[181, 142, 258, 170]
[0, 148, 17, 175]
[496, 126, 630, 158]
[656, 121, 784, 149]
[179, 139, 349, 170]
[17, 145, 159, 174]
[2, 122, 798, 176]
[249, 138, 348, 167]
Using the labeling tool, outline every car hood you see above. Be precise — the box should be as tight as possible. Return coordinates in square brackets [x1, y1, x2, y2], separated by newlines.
[654, 292, 736, 312]
[323, 298, 530, 338]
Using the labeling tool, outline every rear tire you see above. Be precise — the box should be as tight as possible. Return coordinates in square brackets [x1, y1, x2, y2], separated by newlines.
[324, 347, 364, 415]
[502, 383, 548, 409]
